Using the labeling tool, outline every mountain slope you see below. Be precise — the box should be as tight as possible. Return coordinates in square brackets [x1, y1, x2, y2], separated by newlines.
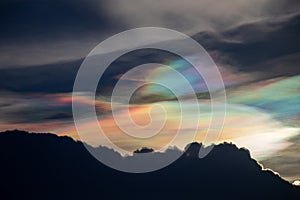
[0, 130, 299, 200]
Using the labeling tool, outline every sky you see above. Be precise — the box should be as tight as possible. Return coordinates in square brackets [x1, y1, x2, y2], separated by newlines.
[0, 0, 300, 182]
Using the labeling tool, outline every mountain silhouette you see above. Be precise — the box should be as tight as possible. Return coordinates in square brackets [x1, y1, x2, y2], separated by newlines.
[0, 130, 299, 200]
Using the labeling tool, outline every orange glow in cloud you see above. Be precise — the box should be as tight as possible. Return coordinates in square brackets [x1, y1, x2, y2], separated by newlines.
[59, 100, 299, 159]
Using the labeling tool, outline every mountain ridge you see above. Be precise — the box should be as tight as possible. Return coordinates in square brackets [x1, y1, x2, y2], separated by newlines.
[0, 130, 299, 199]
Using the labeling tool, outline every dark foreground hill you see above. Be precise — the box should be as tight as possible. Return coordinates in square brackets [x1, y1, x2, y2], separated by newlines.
[0, 130, 299, 200]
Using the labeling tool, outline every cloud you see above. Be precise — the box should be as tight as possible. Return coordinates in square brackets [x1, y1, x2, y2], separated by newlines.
[106, 0, 300, 34]
[293, 180, 300, 186]
[0, 59, 80, 92]
[0, 0, 299, 185]
[1, 12, 299, 90]
[58, 98, 299, 160]
[227, 75, 300, 121]
[194, 13, 300, 77]
[0, 0, 124, 68]
[0, 0, 121, 39]
[1, 0, 299, 69]
[0, 92, 73, 124]
[261, 134, 300, 182]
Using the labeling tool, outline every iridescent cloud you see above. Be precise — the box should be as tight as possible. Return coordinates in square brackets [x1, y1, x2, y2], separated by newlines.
[0, 63, 299, 178]
[227, 75, 300, 121]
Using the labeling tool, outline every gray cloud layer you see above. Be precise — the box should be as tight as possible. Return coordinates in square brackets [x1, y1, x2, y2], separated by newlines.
[106, 0, 300, 34]
[1, 0, 299, 68]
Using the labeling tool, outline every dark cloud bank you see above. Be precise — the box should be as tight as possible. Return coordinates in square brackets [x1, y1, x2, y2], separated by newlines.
[0, 12, 299, 94]
[0, 130, 299, 200]
[0, 0, 120, 39]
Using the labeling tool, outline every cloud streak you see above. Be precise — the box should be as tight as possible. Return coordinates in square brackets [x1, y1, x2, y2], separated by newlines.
[106, 0, 300, 34]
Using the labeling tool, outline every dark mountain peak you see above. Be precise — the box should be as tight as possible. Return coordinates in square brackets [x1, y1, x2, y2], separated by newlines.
[0, 130, 299, 200]
[184, 142, 202, 157]
[133, 147, 154, 154]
